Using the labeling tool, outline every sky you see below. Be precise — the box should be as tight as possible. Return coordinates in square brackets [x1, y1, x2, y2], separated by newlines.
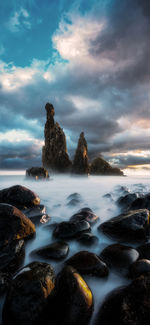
[0, 0, 150, 173]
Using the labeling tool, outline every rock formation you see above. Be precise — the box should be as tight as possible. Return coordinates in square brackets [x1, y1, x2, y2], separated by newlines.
[90, 157, 123, 176]
[72, 132, 89, 174]
[42, 103, 72, 172]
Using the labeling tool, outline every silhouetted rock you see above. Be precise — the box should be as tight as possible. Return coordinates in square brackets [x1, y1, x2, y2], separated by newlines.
[31, 241, 69, 260]
[0, 204, 35, 246]
[0, 185, 40, 209]
[77, 232, 98, 246]
[66, 251, 109, 277]
[137, 242, 150, 259]
[0, 272, 11, 295]
[2, 262, 55, 325]
[99, 209, 150, 243]
[72, 132, 89, 174]
[90, 157, 123, 176]
[117, 193, 141, 210]
[26, 167, 49, 179]
[22, 205, 50, 225]
[42, 103, 72, 172]
[100, 244, 139, 275]
[95, 273, 150, 325]
[128, 193, 150, 210]
[42, 266, 93, 325]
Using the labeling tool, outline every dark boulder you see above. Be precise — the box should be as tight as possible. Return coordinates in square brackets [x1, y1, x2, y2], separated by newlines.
[66, 251, 108, 277]
[22, 205, 50, 224]
[0, 185, 40, 209]
[129, 193, 150, 210]
[95, 273, 150, 325]
[0, 204, 35, 246]
[43, 266, 93, 325]
[53, 220, 91, 239]
[70, 207, 99, 225]
[90, 157, 123, 176]
[26, 167, 49, 179]
[31, 241, 69, 260]
[72, 132, 89, 175]
[0, 273, 11, 295]
[138, 242, 150, 259]
[2, 262, 55, 325]
[77, 232, 98, 246]
[117, 193, 140, 210]
[0, 240, 25, 274]
[67, 193, 82, 201]
[99, 209, 150, 243]
[129, 259, 150, 279]
[42, 103, 72, 172]
[100, 244, 139, 275]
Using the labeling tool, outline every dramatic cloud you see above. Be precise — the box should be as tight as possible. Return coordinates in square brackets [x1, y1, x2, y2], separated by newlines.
[0, 0, 150, 170]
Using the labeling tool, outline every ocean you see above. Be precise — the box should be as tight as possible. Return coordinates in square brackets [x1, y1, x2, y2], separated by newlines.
[0, 173, 150, 323]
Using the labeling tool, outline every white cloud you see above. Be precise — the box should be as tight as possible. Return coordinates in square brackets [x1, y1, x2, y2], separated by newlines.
[8, 8, 31, 33]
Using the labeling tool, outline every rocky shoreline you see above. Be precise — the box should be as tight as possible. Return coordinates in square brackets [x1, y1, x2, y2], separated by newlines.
[0, 183, 150, 324]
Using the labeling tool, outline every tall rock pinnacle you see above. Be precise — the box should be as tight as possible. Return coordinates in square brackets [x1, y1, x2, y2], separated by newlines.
[72, 132, 89, 174]
[42, 103, 72, 172]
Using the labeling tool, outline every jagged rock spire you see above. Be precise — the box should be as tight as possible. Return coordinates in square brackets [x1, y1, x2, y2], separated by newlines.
[72, 132, 89, 174]
[42, 103, 72, 172]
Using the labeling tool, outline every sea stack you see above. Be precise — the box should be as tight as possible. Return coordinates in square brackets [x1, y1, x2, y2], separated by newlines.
[42, 103, 72, 172]
[72, 132, 89, 175]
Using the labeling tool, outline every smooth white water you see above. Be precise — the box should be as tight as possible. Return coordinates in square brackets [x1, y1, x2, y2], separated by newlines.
[1, 174, 150, 323]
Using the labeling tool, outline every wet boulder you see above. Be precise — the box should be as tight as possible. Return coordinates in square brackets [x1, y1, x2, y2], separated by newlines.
[100, 244, 139, 275]
[26, 167, 49, 179]
[0, 185, 40, 209]
[2, 262, 55, 325]
[117, 193, 140, 210]
[138, 242, 150, 259]
[0, 204, 35, 246]
[70, 207, 99, 225]
[31, 241, 69, 260]
[66, 251, 108, 277]
[43, 266, 93, 325]
[0, 240, 25, 274]
[67, 193, 82, 207]
[53, 220, 91, 239]
[95, 273, 150, 325]
[0, 272, 11, 295]
[129, 259, 150, 279]
[99, 209, 150, 243]
[129, 193, 150, 210]
[22, 205, 50, 225]
[77, 232, 98, 246]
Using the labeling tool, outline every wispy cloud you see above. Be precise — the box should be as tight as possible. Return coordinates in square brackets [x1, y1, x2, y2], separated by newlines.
[7, 7, 31, 33]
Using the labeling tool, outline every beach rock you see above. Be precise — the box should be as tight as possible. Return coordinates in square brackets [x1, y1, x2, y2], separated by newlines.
[31, 241, 69, 260]
[129, 259, 150, 278]
[129, 193, 150, 210]
[0, 204, 35, 246]
[95, 273, 150, 325]
[0, 273, 11, 295]
[117, 193, 140, 210]
[67, 193, 82, 201]
[0, 185, 40, 209]
[67, 199, 81, 207]
[42, 103, 72, 172]
[100, 244, 139, 275]
[66, 251, 108, 277]
[53, 220, 91, 239]
[70, 207, 99, 225]
[90, 157, 123, 176]
[77, 232, 98, 246]
[72, 132, 89, 175]
[0, 240, 25, 274]
[22, 204, 50, 224]
[2, 262, 55, 325]
[138, 242, 150, 259]
[43, 266, 93, 325]
[26, 167, 49, 179]
[99, 209, 150, 243]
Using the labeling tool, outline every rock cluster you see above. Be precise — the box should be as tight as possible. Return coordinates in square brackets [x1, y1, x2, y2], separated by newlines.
[26, 167, 49, 179]
[42, 103, 123, 175]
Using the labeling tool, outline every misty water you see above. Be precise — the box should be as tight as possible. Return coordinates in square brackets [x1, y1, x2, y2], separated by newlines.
[1, 173, 150, 324]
